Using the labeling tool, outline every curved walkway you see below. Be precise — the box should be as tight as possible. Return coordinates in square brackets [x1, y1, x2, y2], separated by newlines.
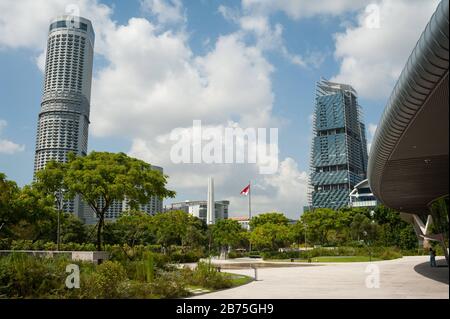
[190, 256, 448, 299]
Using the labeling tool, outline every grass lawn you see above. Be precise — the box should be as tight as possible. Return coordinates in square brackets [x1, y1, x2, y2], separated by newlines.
[311, 256, 382, 262]
[186, 273, 253, 296]
[268, 256, 384, 263]
[224, 273, 254, 287]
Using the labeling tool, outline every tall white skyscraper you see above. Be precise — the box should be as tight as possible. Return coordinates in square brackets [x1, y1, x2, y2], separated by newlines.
[207, 177, 215, 225]
[34, 16, 95, 219]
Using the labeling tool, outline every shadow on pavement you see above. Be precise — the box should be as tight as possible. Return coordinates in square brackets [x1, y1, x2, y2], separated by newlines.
[414, 259, 449, 284]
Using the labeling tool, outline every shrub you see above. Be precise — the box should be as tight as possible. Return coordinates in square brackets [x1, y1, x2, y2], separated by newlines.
[0, 238, 11, 250]
[261, 251, 300, 260]
[151, 272, 190, 298]
[10, 240, 34, 250]
[134, 252, 155, 282]
[168, 249, 205, 263]
[81, 261, 127, 298]
[0, 254, 68, 298]
[184, 261, 233, 290]
[378, 249, 402, 260]
[227, 250, 247, 259]
[0, 252, 191, 299]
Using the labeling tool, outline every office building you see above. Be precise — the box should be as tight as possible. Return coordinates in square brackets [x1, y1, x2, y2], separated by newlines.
[308, 78, 369, 209]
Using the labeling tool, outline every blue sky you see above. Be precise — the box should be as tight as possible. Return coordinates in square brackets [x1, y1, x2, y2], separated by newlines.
[0, 0, 439, 218]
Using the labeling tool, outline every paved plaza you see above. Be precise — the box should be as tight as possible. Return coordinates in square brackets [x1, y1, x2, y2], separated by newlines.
[191, 256, 449, 299]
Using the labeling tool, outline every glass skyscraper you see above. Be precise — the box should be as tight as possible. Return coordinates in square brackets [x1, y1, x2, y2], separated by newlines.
[308, 78, 368, 210]
[33, 16, 95, 219]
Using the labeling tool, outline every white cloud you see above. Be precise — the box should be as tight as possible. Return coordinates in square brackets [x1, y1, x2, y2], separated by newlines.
[141, 0, 186, 25]
[0, 0, 114, 55]
[241, 0, 367, 20]
[0, 120, 25, 154]
[366, 123, 378, 152]
[368, 123, 377, 138]
[91, 21, 275, 138]
[331, 0, 440, 99]
[0, 0, 311, 217]
[89, 14, 299, 213]
[224, 158, 308, 219]
[130, 132, 307, 219]
[218, 5, 320, 69]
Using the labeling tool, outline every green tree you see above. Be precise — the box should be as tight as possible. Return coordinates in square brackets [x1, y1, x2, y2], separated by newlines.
[0, 173, 21, 238]
[373, 205, 416, 248]
[291, 220, 306, 246]
[249, 212, 289, 229]
[34, 160, 67, 248]
[151, 210, 204, 251]
[59, 213, 88, 244]
[11, 185, 56, 241]
[399, 226, 418, 250]
[211, 219, 244, 255]
[182, 215, 207, 248]
[300, 208, 337, 245]
[104, 210, 155, 246]
[350, 213, 379, 242]
[249, 223, 293, 250]
[62, 152, 175, 250]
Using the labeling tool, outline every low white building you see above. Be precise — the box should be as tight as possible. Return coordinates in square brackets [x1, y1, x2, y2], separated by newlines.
[229, 216, 251, 230]
[166, 200, 229, 224]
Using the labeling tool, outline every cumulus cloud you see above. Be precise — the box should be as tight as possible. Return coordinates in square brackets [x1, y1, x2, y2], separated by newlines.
[90, 22, 275, 138]
[218, 4, 323, 69]
[91, 14, 306, 217]
[0, 0, 308, 217]
[0, 120, 25, 155]
[223, 158, 308, 219]
[331, 0, 440, 99]
[130, 132, 307, 219]
[0, 0, 114, 54]
[141, 0, 186, 25]
[241, 0, 367, 20]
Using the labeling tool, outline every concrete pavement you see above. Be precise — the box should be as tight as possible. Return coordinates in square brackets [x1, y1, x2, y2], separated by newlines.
[190, 256, 449, 299]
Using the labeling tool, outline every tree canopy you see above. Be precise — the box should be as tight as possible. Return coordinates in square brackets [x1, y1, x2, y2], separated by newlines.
[249, 212, 289, 229]
[39, 152, 176, 250]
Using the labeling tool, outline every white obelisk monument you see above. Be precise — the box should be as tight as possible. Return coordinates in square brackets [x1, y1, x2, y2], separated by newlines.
[207, 177, 215, 225]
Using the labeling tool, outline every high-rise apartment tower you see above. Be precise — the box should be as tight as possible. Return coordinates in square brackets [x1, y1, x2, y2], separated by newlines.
[34, 16, 95, 219]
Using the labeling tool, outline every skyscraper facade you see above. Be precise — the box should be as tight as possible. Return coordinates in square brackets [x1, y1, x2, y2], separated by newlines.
[34, 16, 95, 219]
[308, 78, 368, 210]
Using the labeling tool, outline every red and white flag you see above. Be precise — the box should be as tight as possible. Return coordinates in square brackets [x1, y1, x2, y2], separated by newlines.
[240, 184, 250, 196]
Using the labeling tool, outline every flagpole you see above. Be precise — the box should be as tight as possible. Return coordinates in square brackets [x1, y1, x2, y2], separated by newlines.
[248, 180, 251, 220]
[248, 180, 252, 253]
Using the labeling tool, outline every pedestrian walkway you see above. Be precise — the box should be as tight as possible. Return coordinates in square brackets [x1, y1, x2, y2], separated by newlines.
[190, 256, 449, 299]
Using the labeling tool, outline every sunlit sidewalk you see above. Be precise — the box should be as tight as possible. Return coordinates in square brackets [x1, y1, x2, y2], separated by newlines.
[190, 256, 449, 299]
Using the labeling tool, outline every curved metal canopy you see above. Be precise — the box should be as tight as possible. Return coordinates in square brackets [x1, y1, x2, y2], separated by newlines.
[368, 0, 449, 214]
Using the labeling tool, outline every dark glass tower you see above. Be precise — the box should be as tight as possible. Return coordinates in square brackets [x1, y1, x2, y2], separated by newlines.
[308, 78, 368, 209]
